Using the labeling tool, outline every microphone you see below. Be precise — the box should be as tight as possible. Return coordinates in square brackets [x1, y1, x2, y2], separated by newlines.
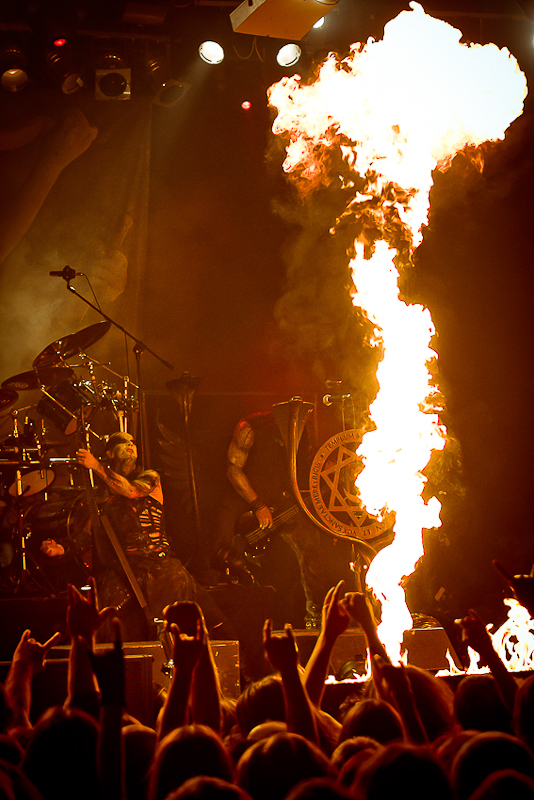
[49, 266, 83, 280]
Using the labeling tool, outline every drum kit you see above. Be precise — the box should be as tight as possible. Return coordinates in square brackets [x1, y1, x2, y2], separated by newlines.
[0, 321, 138, 595]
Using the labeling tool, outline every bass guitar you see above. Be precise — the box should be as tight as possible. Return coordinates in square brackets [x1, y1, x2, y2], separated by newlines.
[234, 502, 300, 564]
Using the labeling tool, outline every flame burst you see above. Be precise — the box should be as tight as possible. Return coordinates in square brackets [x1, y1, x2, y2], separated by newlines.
[269, 2, 527, 660]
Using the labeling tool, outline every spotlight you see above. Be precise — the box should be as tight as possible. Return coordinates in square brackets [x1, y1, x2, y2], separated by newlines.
[95, 50, 131, 100]
[276, 43, 301, 67]
[1, 45, 29, 93]
[198, 41, 224, 65]
[95, 68, 131, 100]
[313, 17, 325, 29]
[146, 56, 166, 89]
[45, 48, 83, 94]
[153, 79, 191, 108]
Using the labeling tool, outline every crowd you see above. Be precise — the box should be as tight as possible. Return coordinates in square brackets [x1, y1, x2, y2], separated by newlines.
[2, 558, 534, 800]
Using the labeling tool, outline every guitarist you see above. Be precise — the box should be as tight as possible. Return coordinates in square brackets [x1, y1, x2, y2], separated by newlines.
[227, 408, 325, 630]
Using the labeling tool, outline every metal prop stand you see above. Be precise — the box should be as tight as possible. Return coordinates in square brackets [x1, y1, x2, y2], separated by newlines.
[166, 373, 202, 542]
[59, 272, 174, 468]
[276, 397, 377, 586]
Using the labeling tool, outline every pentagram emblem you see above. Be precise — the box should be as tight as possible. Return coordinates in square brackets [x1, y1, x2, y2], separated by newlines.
[309, 429, 390, 541]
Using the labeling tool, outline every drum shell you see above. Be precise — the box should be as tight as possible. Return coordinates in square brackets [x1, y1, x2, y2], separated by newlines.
[25, 493, 91, 591]
[8, 469, 55, 498]
[36, 380, 98, 435]
[25, 493, 89, 548]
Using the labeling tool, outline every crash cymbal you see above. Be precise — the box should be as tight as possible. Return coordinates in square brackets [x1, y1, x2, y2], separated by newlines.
[32, 321, 111, 368]
[0, 387, 18, 413]
[1, 366, 74, 391]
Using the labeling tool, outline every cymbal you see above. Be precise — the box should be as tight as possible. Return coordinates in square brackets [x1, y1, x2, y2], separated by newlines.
[32, 321, 112, 368]
[0, 388, 18, 413]
[1, 366, 74, 391]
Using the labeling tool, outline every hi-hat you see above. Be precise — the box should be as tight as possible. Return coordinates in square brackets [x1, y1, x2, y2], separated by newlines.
[1, 366, 74, 391]
[32, 321, 111, 368]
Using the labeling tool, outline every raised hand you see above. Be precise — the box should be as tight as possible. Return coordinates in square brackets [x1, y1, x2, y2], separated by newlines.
[40, 538, 65, 557]
[493, 559, 534, 618]
[164, 600, 206, 637]
[169, 620, 205, 673]
[457, 608, 493, 659]
[67, 577, 117, 645]
[88, 618, 125, 707]
[339, 591, 376, 633]
[322, 580, 349, 642]
[76, 448, 100, 472]
[12, 628, 62, 672]
[263, 619, 298, 673]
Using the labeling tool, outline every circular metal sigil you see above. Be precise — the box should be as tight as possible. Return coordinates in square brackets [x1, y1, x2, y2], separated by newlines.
[309, 428, 391, 542]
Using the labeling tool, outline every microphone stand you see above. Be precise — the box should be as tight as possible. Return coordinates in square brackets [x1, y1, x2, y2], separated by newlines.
[60, 275, 174, 469]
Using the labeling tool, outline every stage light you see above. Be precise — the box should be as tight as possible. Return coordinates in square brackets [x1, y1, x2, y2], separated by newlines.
[276, 43, 301, 67]
[231, 0, 339, 40]
[53, 38, 66, 47]
[146, 56, 166, 88]
[1, 45, 29, 93]
[95, 68, 131, 100]
[198, 41, 225, 64]
[95, 50, 131, 100]
[241, 100, 252, 110]
[153, 79, 191, 108]
[313, 17, 325, 29]
[45, 49, 84, 94]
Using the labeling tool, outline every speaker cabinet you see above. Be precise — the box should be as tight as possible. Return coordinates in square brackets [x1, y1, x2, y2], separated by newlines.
[0, 655, 154, 726]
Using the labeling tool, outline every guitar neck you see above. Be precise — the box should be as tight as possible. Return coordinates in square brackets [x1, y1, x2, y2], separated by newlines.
[245, 504, 300, 545]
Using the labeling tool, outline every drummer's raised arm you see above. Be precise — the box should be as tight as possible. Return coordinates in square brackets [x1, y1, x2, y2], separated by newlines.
[76, 446, 149, 500]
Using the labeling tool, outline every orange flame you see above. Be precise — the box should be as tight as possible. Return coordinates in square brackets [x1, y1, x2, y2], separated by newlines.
[436, 599, 534, 677]
[269, 2, 527, 661]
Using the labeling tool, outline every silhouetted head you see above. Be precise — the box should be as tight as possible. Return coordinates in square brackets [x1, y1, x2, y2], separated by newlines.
[148, 725, 233, 800]
[403, 665, 456, 741]
[469, 769, 534, 800]
[235, 732, 333, 800]
[235, 677, 285, 737]
[339, 698, 404, 746]
[123, 723, 157, 800]
[451, 731, 534, 800]
[514, 674, 534, 751]
[22, 706, 99, 800]
[285, 777, 354, 800]
[354, 742, 453, 800]
[164, 776, 252, 800]
[454, 674, 511, 733]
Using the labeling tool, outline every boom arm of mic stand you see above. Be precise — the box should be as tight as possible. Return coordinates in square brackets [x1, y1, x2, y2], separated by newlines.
[65, 282, 174, 371]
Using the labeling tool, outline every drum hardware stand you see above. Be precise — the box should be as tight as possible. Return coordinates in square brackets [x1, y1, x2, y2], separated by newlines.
[9, 467, 58, 597]
[76, 354, 139, 434]
[58, 272, 174, 470]
[0, 413, 59, 595]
